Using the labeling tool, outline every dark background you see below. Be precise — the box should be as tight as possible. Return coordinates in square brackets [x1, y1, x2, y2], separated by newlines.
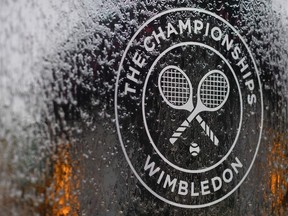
[0, 0, 287, 215]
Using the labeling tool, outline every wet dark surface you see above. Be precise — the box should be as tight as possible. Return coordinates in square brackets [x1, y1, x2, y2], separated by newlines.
[0, 0, 287, 215]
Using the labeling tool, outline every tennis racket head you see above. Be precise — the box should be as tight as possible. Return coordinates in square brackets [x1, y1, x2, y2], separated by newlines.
[158, 65, 193, 111]
[197, 70, 230, 112]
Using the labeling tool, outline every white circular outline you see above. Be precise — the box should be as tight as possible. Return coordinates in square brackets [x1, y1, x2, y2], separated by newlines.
[142, 42, 243, 173]
[114, 8, 264, 209]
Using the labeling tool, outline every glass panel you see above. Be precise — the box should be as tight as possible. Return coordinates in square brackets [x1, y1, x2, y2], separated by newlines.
[0, 0, 287, 215]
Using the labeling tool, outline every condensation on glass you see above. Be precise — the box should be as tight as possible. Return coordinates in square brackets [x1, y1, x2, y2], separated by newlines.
[0, 0, 287, 215]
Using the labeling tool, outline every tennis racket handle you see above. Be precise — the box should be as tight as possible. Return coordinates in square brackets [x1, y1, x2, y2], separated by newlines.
[196, 115, 219, 146]
[169, 120, 190, 145]
[169, 116, 219, 146]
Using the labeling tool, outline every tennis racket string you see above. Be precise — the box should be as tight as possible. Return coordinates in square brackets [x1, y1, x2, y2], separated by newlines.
[200, 74, 229, 109]
[160, 69, 190, 106]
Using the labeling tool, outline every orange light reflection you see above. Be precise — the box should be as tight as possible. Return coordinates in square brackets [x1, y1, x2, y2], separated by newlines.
[267, 132, 288, 215]
[47, 143, 80, 216]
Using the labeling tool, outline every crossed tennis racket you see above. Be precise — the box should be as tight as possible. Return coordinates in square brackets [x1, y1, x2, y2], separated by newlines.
[158, 65, 230, 147]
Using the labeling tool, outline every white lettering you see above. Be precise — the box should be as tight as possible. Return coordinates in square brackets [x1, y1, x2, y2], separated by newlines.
[223, 168, 233, 183]
[132, 52, 146, 68]
[201, 180, 211, 195]
[191, 182, 200, 196]
[178, 180, 189, 195]
[243, 71, 252, 79]
[237, 56, 249, 72]
[211, 176, 222, 192]
[231, 157, 243, 174]
[167, 22, 179, 38]
[221, 34, 234, 51]
[152, 27, 166, 44]
[163, 174, 177, 192]
[232, 46, 241, 60]
[211, 26, 222, 41]
[127, 66, 140, 84]
[124, 83, 135, 95]
[245, 79, 255, 91]
[194, 20, 203, 34]
[248, 94, 257, 105]
[144, 36, 155, 52]
[157, 171, 165, 184]
[178, 19, 191, 34]
[144, 155, 160, 176]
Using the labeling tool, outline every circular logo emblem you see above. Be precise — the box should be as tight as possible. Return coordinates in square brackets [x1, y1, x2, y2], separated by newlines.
[115, 8, 263, 208]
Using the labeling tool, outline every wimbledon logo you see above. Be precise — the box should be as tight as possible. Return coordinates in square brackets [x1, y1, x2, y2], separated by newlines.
[115, 8, 263, 208]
